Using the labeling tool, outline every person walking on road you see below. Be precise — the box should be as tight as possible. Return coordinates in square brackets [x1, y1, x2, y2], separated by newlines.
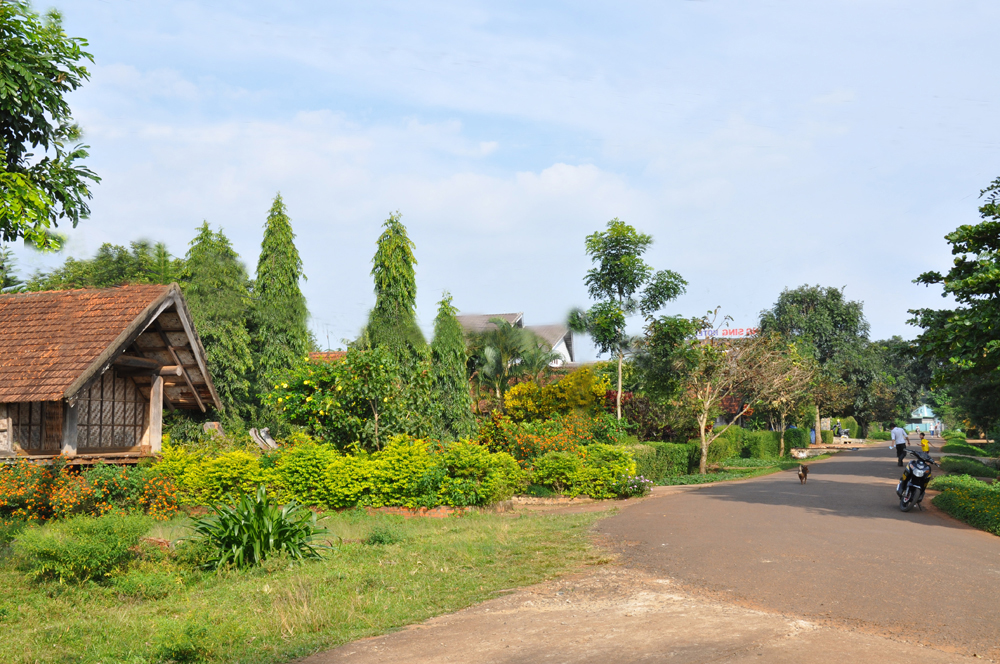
[890, 423, 909, 466]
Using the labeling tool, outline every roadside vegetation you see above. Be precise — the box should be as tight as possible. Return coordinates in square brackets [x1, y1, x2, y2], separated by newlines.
[0, 508, 601, 664]
[930, 475, 1000, 537]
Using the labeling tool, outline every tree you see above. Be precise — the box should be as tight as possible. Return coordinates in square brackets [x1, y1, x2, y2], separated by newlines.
[910, 177, 1000, 432]
[25, 240, 182, 290]
[431, 292, 476, 439]
[1, 2, 99, 249]
[365, 211, 425, 355]
[181, 223, 255, 420]
[758, 341, 815, 456]
[468, 318, 535, 409]
[0, 245, 23, 292]
[569, 218, 686, 420]
[251, 193, 311, 389]
[759, 284, 869, 441]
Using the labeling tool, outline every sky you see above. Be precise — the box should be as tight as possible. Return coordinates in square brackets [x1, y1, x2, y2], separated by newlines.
[9, 0, 1000, 359]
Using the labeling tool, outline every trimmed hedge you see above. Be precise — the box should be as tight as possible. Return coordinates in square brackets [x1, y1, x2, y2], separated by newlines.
[940, 456, 999, 479]
[627, 442, 699, 481]
[820, 430, 834, 445]
[941, 442, 988, 457]
[687, 427, 798, 462]
[930, 475, 1000, 537]
[869, 431, 892, 441]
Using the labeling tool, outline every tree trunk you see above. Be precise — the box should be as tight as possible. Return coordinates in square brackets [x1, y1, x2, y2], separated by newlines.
[616, 350, 623, 420]
[779, 411, 786, 457]
[814, 403, 822, 447]
[698, 413, 709, 474]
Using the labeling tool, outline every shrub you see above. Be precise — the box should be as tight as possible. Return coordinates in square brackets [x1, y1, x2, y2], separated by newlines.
[610, 475, 653, 498]
[531, 452, 582, 493]
[940, 456, 998, 478]
[941, 441, 987, 457]
[188, 485, 329, 569]
[930, 475, 1000, 536]
[606, 392, 675, 441]
[112, 567, 183, 600]
[478, 411, 603, 464]
[571, 444, 636, 499]
[627, 442, 698, 480]
[365, 522, 405, 546]
[504, 367, 610, 422]
[13, 513, 151, 583]
[820, 430, 833, 445]
[154, 622, 211, 663]
[942, 429, 967, 442]
[869, 431, 892, 441]
[782, 428, 810, 451]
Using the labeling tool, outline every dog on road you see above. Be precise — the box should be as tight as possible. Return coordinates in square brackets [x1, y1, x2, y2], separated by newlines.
[798, 464, 809, 484]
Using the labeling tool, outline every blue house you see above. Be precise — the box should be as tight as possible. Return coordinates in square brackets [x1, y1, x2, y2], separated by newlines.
[906, 404, 941, 433]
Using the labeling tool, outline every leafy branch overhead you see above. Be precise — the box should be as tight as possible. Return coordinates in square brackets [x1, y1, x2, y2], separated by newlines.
[0, 2, 99, 249]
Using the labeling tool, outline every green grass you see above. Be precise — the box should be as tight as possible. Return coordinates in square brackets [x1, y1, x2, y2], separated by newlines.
[659, 457, 829, 486]
[930, 474, 1000, 537]
[941, 456, 999, 479]
[719, 457, 781, 468]
[941, 441, 989, 457]
[0, 509, 602, 663]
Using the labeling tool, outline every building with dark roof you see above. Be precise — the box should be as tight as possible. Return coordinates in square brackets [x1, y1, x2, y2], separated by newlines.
[0, 284, 220, 460]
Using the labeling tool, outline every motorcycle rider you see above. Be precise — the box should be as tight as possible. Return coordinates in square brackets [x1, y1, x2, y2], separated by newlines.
[890, 422, 909, 466]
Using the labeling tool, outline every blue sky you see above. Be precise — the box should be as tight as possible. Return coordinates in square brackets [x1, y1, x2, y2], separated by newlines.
[10, 0, 1000, 358]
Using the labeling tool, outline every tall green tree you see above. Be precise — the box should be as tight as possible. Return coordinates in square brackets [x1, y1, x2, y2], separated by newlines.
[431, 293, 475, 438]
[569, 218, 686, 419]
[1, 2, 99, 249]
[365, 211, 425, 355]
[181, 223, 254, 420]
[0, 245, 23, 292]
[251, 193, 311, 389]
[759, 284, 869, 437]
[910, 177, 1000, 431]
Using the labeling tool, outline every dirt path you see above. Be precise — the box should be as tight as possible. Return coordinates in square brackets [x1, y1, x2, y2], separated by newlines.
[302, 442, 999, 663]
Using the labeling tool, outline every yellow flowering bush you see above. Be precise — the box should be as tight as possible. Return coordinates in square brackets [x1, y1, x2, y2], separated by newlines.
[504, 367, 610, 422]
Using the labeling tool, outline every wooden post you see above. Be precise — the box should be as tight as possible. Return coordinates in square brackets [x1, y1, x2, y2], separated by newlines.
[61, 401, 79, 457]
[149, 374, 164, 454]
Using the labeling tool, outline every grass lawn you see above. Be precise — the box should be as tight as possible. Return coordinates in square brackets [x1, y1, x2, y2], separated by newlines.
[0, 509, 603, 664]
[659, 456, 830, 486]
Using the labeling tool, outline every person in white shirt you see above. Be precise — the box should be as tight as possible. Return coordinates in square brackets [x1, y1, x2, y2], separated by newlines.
[890, 424, 909, 466]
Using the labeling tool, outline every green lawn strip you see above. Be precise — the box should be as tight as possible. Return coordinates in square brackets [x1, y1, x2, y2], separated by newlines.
[0, 510, 602, 664]
[659, 456, 830, 486]
[929, 474, 1000, 536]
[940, 456, 999, 479]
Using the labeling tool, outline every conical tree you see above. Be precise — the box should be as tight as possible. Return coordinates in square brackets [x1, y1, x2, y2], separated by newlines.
[251, 193, 311, 390]
[365, 212, 425, 356]
[431, 292, 475, 438]
[181, 222, 255, 420]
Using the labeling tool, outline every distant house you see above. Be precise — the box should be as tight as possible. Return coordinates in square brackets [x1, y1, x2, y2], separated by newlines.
[0, 284, 220, 460]
[455, 312, 574, 366]
[308, 351, 346, 363]
[906, 404, 941, 433]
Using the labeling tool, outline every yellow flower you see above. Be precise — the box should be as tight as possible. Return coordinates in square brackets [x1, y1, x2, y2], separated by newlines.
[306, 396, 313, 402]
[282, 382, 289, 388]
[337, 386, 342, 391]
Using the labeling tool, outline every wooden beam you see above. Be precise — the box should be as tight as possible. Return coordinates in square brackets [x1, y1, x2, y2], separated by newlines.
[61, 401, 78, 457]
[114, 355, 162, 370]
[153, 320, 205, 412]
[149, 374, 163, 454]
[126, 344, 175, 412]
[159, 365, 183, 376]
[171, 291, 223, 410]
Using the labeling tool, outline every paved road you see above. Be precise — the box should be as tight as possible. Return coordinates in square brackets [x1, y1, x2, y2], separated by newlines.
[596, 442, 1000, 658]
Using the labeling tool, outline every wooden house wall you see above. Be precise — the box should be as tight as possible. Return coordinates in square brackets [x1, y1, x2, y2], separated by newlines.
[6, 401, 63, 453]
[0, 404, 12, 454]
[76, 369, 148, 451]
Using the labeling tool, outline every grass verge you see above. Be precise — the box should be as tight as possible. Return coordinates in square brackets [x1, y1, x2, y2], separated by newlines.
[659, 456, 830, 486]
[940, 456, 999, 479]
[930, 474, 1000, 536]
[0, 509, 602, 663]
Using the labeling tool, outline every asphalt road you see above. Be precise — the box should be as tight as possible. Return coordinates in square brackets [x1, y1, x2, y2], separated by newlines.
[596, 442, 1000, 658]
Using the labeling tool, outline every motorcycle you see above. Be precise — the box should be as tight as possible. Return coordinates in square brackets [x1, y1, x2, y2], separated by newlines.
[896, 449, 939, 512]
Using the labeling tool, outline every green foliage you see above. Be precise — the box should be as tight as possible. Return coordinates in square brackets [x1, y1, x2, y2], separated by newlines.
[820, 430, 834, 445]
[743, 430, 784, 458]
[626, 442, 699, 480]
[530, 452, 581, 493]
[26, 240, 183, 290]
[941, 441, 989, 456]
[251, 193, 311, 388]
[0, 244, 23, 292]
[869, 431, 892, 441]
[154, 622, 211, 663]
[759, 285, 869, 367]
[659, 472, 750, 486]
[568, 218, 687, 415]
[719, 457, 780, 468]
[910, 178, 1000, 432]
[687, 428, 798, 461]
[504, 366, 610, 422]
[181, 223, 255, 420]
[782, 428, 810, 449]
[267, 346, 438, 451]
[431, 293, 475, 438]
[634, 315, 702, 403]
[365, 211, 425, 354]
[940, 456, 998, 478]
[12, 513, 150, 583]
[942, 429, 967, 441]
[0, 2, 99, 249]
[188, 485, 328, 569]
[468, 318, 558, 408]
[930, 474, 1000, 536]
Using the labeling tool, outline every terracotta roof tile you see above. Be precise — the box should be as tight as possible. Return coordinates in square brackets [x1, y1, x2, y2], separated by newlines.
[0, 285, 170, 402]
[309, 351, 346, 363]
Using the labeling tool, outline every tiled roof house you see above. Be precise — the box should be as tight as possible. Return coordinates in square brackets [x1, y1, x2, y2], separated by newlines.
[455, 313, 574, 365]
[0, 284, 220, 459]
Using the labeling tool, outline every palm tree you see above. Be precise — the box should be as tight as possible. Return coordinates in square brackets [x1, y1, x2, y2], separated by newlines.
[469, 318, 562, 411]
